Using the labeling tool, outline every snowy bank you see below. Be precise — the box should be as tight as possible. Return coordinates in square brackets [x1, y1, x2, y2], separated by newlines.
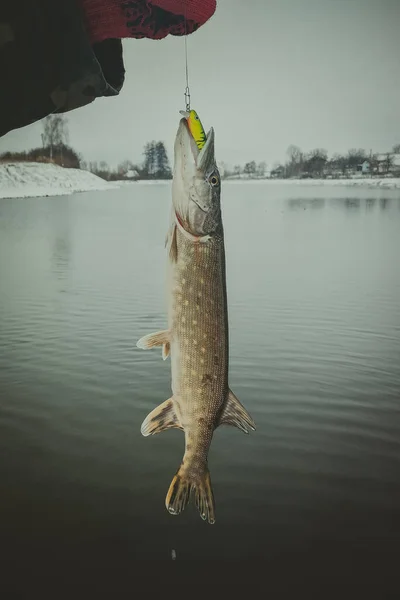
[0, 162, 116, 199]
[119, 179, 171, 185]
[224, 176, 400, 189]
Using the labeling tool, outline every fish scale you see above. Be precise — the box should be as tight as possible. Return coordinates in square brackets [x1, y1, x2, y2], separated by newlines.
[169, 226, 228, 464]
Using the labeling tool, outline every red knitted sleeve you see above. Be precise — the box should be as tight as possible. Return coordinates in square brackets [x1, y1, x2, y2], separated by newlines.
[79, 0, 216, 44]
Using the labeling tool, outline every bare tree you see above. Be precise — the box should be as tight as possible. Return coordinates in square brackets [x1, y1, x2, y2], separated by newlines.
[244, 161, 257, 176]
[330, 153, 347, 176]
[392, 144, 400, 154]
[286, 145, 303, 177]
[271, 163, 285, 178]
[42, 114, 69, 161]
[42, 115, 69, 147]
[257, 161, 267, 177]
[346, 148, 366, 170]
[287, 145, 302, 164]
[118, 160, 135, 175]
[304, 148, 328, 177]
[383, 153, 393, 173]
[369, 154, 379, 175]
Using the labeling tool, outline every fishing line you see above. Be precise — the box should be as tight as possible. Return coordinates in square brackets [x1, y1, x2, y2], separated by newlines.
[183, 0, 191, 111]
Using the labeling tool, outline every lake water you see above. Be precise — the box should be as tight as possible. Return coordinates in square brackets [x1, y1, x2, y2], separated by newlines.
[0, 183, 400, 585]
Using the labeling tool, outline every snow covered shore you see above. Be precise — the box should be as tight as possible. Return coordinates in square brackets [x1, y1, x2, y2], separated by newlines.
[1, 162, 399, 200]
[0, 162, 115, 199]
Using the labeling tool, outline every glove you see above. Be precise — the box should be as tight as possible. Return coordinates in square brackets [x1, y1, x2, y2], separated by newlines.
[79, 0, 217, 44]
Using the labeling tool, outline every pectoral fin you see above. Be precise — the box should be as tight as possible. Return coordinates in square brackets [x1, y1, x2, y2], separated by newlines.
[137, 330, 170, 359]
[169, 223, 178, 262]
[141, 398, 182, 436]
[218, 389, 256, 434]
[162, 341, 170, 360]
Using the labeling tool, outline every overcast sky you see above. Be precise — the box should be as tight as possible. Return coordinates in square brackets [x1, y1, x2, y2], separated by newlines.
[1, 0, 399, 169]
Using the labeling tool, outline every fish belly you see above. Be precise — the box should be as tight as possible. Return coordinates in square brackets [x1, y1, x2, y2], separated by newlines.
[168, 227, 228, 457]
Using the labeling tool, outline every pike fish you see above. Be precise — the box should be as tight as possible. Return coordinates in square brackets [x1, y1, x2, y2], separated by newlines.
[137, 111, 256, 524]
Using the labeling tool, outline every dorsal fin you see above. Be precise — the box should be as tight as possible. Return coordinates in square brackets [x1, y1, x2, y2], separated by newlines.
[141, 398, 182, 437]
[218, 389, 256, 434]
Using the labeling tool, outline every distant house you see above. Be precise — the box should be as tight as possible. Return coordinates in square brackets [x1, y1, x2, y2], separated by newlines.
[357, 160, 370, 175]
[375, 153, 400, 174]
[323, 166, 342, 178]
[270, 166, 285, 178]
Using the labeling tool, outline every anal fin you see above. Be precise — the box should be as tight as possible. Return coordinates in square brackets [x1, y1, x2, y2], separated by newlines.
[218, 389, 256, 434]
[141, 398, 182, 437]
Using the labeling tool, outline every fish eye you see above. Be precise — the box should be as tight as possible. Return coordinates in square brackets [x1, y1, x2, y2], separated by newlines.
[209, 175, 219, 186]
[194, 115, 199, 120]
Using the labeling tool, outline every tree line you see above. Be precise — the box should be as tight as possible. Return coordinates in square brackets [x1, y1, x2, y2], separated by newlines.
[228, 144, 400, 180]
[0, 115, 173, 181]
[1, 115, 400, 182]
[275, 144, 400, 178]
[81, 140, 173, 181]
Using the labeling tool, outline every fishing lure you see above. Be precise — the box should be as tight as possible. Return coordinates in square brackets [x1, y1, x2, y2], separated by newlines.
[179, 109, 207, 150]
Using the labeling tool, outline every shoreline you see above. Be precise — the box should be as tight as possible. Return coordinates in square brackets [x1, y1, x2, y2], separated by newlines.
[1, 162, 400, 199]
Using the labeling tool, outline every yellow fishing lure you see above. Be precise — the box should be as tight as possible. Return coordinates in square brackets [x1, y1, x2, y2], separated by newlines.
[180, 109, 207, 150]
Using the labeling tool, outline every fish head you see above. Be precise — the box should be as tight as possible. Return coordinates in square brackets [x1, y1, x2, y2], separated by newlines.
[172, 114, 221, 237]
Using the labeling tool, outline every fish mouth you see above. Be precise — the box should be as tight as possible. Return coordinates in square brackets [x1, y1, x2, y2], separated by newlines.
[178, 114, 200, 164]
[179, 110, 190, 119]
[177, 115, 215, 175]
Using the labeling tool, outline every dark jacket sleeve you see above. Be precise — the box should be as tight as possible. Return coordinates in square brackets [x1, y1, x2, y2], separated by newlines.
[0, 0, 125, 138]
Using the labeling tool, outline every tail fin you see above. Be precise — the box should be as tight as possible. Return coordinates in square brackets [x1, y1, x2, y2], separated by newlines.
[165, 465, 215, 525]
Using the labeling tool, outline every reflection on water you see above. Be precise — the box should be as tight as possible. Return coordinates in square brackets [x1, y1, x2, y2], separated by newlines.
[52, 236, 71, 277]
[0, 183, 400, 585]
[287, 195, 397, 213]
[287, 197, 326, 210]
[48, 200, 72, 283]
[344, 197, 361, 209]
